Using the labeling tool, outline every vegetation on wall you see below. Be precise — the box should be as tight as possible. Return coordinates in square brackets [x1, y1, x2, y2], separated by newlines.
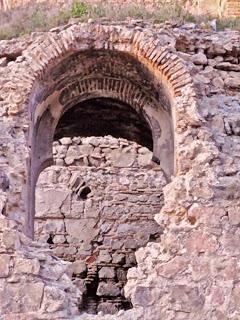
[0, 0, 239, 40]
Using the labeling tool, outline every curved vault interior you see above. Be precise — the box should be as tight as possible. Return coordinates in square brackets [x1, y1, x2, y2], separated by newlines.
[54, 97, 153, 150]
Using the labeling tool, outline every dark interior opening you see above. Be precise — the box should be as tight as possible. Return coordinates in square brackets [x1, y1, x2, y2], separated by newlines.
[78, 186, 91, 200]
[54, 98, 153, 151]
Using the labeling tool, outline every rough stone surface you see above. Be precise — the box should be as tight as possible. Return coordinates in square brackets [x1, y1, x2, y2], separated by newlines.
[0, 21, 239, 320]
[0, 214, 81, 319]
[192, 52, 208, 65]
[35, 136, 165, 313]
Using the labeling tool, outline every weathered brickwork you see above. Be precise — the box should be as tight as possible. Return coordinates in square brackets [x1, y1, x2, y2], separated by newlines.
[0, 22, 239, 319]
[226, 0, 240, 17]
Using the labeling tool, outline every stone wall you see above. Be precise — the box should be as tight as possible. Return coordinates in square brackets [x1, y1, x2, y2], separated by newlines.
[0, 22, 239, 320]
[70, 24, 240, 320]
[0, 213, 81, 319]
[35, 136, 166, 314]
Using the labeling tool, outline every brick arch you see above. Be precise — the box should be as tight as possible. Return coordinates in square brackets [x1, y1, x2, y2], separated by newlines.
[24, 24, 195, 98]
[24, 23, 199, 238]
[49, 76, 172, 166]
[25, 24, 199, 163]
[32, 77, 171, 178]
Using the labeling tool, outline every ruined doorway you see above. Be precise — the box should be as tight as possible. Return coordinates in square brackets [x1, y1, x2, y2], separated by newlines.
[25, 28, 181, 313]
[34, 97, 167, 314]
[27, 48, 174, 244]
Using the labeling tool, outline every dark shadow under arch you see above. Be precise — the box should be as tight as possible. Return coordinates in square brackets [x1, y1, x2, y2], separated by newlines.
[54, 97, 153, 150]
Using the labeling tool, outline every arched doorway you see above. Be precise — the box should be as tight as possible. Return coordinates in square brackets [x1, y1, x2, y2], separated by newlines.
[24, 23, 197, 315]
[27, 47, 175, 239]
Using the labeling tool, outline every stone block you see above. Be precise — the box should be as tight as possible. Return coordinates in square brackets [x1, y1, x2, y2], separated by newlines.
[191, 257, 210, 282]
[124, 238, 138, 249]
[35, 188, 70, 218]
[65, 145, 80, 160]
[117, 223, 136, 234]
[116, 268, 127, 282]
[41, 286, 66, 313]
[138, 147, 150, 154]
[186, 230, 218, 254]
[97, 302, 119, 315]
[72, 278, 87, 294]
[228, 206, 240, 226]
[54, 145, 68, 159]
[14, 257, 40, 275]
[44, 219, 65, 234]
[111, 150, 136, 167]
[55, 158, 64, 166]
[220, 232, 240, 255]
[112, 253, 125, 264]
[39, 260, 66, 281]
[2, 229, 21, 251]
[0, 57, 7, 67]
[99, 267, 115, 279]
[72, 137, 81, 144]
[97, 250, 112, 263]
[170, 285, 205, 313]
[0, 254, 10, 277]
[212, 77, 224, 88]
[156, 256, 188, 279]
[192, 52, 208, 65]
[97, 282, 120, 297]
[79, 144, 94, 156]
[0, 215, 9, 230]
[70, 260, 87, 277]
[225, 77, 240, 89]
[211, 114, 225, 133]
[53, 235, 66, 244]
[125, 253, 137, 267]
[0, 282, 44, 314]
[59, 137, 72, 145]
[132, 286, 155, 307]
[68, 199, 84, 218]
[65, 218, 99, 243]
[137, 152, 152, 167]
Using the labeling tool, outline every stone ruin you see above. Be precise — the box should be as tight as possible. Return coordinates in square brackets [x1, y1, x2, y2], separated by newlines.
[0, 21, 239, 319]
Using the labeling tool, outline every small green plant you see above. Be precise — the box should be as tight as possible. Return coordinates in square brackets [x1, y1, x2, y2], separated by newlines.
[71, 1, 88, 18]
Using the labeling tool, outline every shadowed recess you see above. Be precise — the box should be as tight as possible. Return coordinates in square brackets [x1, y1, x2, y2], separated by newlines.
[54, 98, 153, 150]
